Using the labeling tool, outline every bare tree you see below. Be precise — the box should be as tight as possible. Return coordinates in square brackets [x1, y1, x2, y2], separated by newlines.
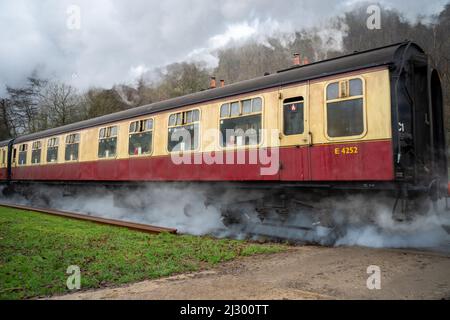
[6, 75, 47, 134]
[0, 98, 13, 140]
[155, 62, 211, 100]
[39, 82, 82, 129]
[84, 88, 128, 119]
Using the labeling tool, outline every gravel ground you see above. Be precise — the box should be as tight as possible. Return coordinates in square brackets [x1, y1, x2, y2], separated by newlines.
[52, 245, 450, 300]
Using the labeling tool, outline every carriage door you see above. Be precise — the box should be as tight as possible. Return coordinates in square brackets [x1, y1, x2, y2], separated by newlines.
[411, 58, 433, 185]
[278, 84, 310, 181]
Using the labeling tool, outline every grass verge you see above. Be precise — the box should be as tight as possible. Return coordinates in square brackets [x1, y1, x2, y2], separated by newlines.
[0, 206, 284, 299]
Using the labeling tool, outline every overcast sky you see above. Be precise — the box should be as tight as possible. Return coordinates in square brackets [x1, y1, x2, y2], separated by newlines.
[0, 0, 448, 95]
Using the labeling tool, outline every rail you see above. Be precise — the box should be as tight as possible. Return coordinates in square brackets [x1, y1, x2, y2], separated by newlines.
[0, 202, 177, 234]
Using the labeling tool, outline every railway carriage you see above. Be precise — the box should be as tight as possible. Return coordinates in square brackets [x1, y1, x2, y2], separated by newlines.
[0, 41, 447, 223]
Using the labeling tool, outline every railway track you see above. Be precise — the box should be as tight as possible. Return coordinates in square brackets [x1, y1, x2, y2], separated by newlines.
[0, 202, 177, 235]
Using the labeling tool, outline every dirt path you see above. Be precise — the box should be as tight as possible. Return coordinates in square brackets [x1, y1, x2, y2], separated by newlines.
[53, 246, 450, 300]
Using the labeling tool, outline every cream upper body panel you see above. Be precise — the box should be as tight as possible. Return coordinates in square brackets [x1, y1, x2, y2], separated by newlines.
[11, 67, 391, 166]
[0, 147, 7, 168]
[308, 68, 391, 145]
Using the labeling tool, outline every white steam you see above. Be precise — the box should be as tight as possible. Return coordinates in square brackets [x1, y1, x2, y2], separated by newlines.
[0, 184, 225, 235]
[335, 205, 450, 249]
[56, 185, 226, 236]
[1, 184, 449, 252]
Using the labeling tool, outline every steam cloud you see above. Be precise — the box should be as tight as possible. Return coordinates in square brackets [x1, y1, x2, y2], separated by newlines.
[1, 184, 449, 252]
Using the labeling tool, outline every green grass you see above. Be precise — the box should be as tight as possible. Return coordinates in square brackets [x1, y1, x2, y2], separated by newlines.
[0, 206, 284, 299]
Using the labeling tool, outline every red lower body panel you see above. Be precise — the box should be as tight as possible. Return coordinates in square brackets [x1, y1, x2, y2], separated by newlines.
[8, 140, 394, 182]
[310, 140, 394, 181]
[0, 168, 6, 180]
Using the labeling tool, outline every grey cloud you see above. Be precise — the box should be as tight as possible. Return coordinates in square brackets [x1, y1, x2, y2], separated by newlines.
[0, 0, 448, 95]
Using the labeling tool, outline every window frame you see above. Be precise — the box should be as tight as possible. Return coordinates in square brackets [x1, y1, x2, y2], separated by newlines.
[64, 133, 81, 162]
[128, 117, 155, 157]
[98, 125, 119, 159]
[218, 96, 264, 150]
[12, 147, 16, 165]
[17, 143, 28, 166]
[30, 140, 42, 165]
[166, 108, 201, 153]
[0, 148, 6, 167]
[46, 137, 59, 163]
[282, 96, 305, 137]
[324, 76, 367, 141]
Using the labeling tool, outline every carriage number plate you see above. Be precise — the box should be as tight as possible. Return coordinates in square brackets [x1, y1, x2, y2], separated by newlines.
[334, 146, 358, 155]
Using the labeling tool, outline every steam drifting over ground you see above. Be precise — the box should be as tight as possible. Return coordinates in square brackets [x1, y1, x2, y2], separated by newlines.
[1, 183, 449, 252]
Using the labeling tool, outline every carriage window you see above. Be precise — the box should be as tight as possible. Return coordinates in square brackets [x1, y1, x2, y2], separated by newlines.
[192, 109, 200, 122]
[242, 100, 252, 114]
[98, 126, 118, 158]
[326, 78, 364, 138]
[129, 118, 153, 156]
[176, 113, 183, 126]
[168, 114, 176, 127]
[186, 111, 193, 124]
[47, 137, 59, 163]
[230, 102, 240, 117]
[349, 79, 363, 96]
[18, 144, 27, 165]
[220, 97, 262, 147]
[327, 83, 339, 100]
[168, 110, 200, 152]
[65, 133, 80, 161]
[283, 97, 304, 136]
[31, 141, 42, 164]
[1, 149, 5, 166]
[252, 97, 262, 113]
[220, 103, 229, 118]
